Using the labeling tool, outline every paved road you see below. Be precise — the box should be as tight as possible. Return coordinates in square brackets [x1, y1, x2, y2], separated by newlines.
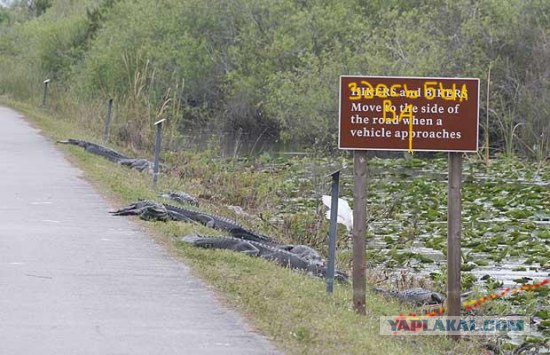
[0, 106, 279, 355]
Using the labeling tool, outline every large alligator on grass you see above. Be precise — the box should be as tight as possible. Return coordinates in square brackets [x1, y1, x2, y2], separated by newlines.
[181, 235, 349, 283]
[372, 287, 445, 306]
[165, 203, 272, 242]
[57, 139, 153, 172]
[58, 138, 129, 162]
[110, 200, 272, 243]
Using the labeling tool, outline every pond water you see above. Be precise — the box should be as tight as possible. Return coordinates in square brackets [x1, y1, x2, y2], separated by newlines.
[279, 154, 549, 347]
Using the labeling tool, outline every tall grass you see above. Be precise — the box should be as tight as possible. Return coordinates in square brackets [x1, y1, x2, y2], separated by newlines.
[0, 0, 548, 159]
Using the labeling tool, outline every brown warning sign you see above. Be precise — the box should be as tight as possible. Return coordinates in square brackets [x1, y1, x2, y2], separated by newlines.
[339, 76, 480, 152]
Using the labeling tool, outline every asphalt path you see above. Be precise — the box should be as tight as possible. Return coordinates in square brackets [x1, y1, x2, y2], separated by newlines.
[0, 106, 279, 354]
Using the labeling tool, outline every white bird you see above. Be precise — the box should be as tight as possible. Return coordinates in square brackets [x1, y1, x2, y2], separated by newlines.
[321, 195, 353, 232]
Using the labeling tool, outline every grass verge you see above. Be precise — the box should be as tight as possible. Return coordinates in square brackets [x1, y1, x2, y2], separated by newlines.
[2, 99, 484, 354]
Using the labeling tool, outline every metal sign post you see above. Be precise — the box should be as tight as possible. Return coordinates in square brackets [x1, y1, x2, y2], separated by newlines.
[326, 170, 341, 294]
[153, 119, 166, 187]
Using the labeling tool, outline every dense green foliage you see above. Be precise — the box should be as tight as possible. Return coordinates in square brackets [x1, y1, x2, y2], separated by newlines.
[0, 0, 548, 157]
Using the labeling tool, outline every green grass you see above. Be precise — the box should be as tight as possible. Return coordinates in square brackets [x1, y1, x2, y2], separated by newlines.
[2, 98, 484, 354]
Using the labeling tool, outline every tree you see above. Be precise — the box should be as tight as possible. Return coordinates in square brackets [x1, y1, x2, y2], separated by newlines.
[28, 0, 52, 16]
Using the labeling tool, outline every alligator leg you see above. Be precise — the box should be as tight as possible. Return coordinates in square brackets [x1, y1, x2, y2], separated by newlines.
[235, 243, 261, 256]
[210, 240, 261, 256]
[182, 236, 261, 256]
[138, 209, 170, 222]
[166, 210, 193, 222]
[194, 214, 216, 228]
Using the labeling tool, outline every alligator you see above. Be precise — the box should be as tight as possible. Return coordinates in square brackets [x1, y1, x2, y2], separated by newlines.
[161, 191, 199, 206]
[163, 203, 272, 243]
[109, 200, 172, 221]
[372, 287, 445, 306]
[181, 234, 349, 283]
[118, 158, 153, 172]
[57, 139, 129, 162]
[110, 200, 271, 243]
[57, 138, 154, 172]
[111, 200, 330, 265]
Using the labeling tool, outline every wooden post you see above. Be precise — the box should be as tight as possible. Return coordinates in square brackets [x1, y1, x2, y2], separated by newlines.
[447, 152, 462, 339]
[42, 79, 50, 107]
[352, 150, 367, 314]
[104, 98, 113, 143]
[485, 64, 491, 165]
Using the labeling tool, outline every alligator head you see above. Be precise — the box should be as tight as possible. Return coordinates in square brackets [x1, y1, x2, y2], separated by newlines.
[110, 200, 170, 221]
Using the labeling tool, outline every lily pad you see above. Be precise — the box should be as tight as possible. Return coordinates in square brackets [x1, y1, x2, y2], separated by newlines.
[474, 260, 489, 266]
[535, 310, 549, 320]
[461, 263, 476, 271]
